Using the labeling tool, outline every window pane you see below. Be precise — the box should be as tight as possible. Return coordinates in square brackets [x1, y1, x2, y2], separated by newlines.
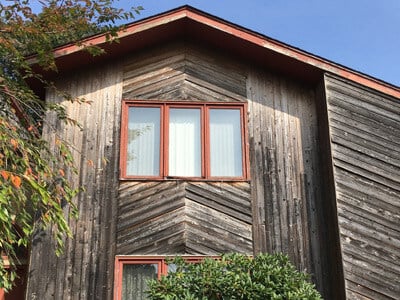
[127, 107, 160, 176]
[209, 109, 243, 177]
[169, 108, 201, 177]
[122, 264, 158, 300]
[167, 263, 177, 273]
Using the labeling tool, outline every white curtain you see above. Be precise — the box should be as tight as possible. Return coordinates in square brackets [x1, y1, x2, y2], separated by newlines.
[127, 107, 160, 176]
[169, 108, 201, 177]
[209, 109, 242, 177]
[122, 264, 158, 300]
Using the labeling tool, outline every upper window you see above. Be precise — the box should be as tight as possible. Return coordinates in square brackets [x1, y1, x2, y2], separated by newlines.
[120, 101, 248, 180]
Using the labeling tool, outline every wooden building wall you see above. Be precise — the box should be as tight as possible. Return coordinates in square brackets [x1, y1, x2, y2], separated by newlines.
[118, 43, 253, 256]
[120, 43, 328, 295]
[117, 181, 253, 255]
[27, 41, 398, 300]
[325, 74, 400, 300]
[26, 62, 123, 300]
[246, 70, 327, 294]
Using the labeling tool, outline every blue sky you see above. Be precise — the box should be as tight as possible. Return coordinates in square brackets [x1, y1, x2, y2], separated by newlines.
[29, 0, 399, 86]
[125, 0, 399, 87]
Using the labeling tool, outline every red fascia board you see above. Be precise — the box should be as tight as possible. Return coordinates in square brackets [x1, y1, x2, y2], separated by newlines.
[28, 6, 399, 99]
[185, 20, 322, 85]
[26, 7, 190, 64]
[48, 20, 185, 72]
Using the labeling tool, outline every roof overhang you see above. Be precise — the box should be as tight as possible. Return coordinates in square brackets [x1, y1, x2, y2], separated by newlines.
[28, 6, 400, 99]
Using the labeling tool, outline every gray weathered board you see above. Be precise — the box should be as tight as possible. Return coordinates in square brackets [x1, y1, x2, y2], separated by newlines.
[325, 74, 400, 300]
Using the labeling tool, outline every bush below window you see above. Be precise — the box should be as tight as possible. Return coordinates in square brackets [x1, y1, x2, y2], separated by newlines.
[146, 253, 322, 300]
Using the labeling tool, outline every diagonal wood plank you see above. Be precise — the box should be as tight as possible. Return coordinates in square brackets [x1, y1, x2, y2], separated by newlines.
[116, 182, 253, 255]
[122, 42, 246, 102]
[325, 74, 400, 300]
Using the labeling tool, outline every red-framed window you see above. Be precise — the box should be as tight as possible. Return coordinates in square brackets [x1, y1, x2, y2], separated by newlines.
[120, 101, 249, 180]
[114, 256, 213, 300]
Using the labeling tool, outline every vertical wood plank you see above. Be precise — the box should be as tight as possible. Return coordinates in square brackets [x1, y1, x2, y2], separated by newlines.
[247, 69, 323, 290]
[26, 61, 123, 300]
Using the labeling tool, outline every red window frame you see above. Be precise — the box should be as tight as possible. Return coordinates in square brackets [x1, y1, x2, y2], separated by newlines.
[120, 100, 249, 180]
[114, 256, 217, 300]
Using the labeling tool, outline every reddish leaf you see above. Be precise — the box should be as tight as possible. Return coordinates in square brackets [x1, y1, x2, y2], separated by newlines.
[11, 175, 22, 188]
[1, 170, 9, 180]
[10, 139, 18, 150]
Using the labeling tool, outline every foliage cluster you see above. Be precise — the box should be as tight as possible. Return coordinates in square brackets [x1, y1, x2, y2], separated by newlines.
[147, 253, 322, 300]
[0, 0, 141, 290]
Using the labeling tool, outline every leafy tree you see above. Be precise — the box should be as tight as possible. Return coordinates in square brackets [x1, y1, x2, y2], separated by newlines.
[147, 253, 322, 300]
[0, 0, 142, 291]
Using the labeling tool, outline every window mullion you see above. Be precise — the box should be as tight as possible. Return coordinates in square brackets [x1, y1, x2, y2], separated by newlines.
[162, 104, 168, 178]
[161, 259, 168, 276]
[203, 105, 210, 179]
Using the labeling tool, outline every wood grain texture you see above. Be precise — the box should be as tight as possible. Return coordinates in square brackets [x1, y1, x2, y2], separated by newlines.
[314, 80, 346, 300]
[325, 74, 400, 300]
[26, 37, 400, 300]
[246, 70, 323, 288]
[26, 42, 251, 300]
[118, 43, 253, 255]
[122, 42, 247, 102]
[26, 62, 123, 300]
[117, 181, 253, 255]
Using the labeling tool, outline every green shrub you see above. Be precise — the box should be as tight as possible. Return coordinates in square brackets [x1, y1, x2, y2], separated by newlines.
[146, 253, 322, 300]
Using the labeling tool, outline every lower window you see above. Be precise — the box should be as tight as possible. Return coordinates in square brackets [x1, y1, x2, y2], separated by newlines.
[114, 256, 209, 300]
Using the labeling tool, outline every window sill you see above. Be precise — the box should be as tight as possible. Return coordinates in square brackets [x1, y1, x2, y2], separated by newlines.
[119, 177, 250, 183]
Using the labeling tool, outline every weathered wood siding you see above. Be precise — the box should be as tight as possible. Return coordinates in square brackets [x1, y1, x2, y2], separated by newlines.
[315, 81, 346, 300]
[117, 182, 253, 255]
[246, 71, 324, 291]
[122, 42, 247, 102]
[26, 62, 123, 300]
[118, 43, 253, 256]
[27, 39, 400, 300]
[120, 44, 336, 296]
[325, 74, 400, 299]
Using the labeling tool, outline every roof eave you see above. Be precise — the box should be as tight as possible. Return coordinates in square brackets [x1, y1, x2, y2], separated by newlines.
[28, 6, 400, 99]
